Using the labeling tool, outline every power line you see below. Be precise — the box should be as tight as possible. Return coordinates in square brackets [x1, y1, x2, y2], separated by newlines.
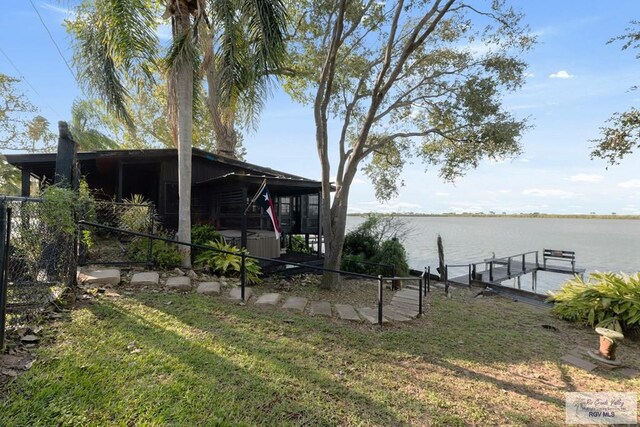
[0, 46, 62, 117]
[29, 0, 77, 82]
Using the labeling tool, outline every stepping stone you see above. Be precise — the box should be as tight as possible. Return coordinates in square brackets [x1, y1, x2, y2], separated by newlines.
[282, 296, 308, 312]
[78, 269, 120, 286]
[383, 306, 412, 322]
[165, 276, 191, 291]
[309, 301, 332, 317]
[335, 304, 361, 321]
[390, 301, 419, 311]
[389, 305, 419, 318]
[255, 293, 282, 306]
[131, 272, 159, 286]
[392, 297, 420, 306]
[560, 354, 597, 372]
[196, 282, 220, 295]
[357, 307, 388, 324]
[229, 287, 253, 301]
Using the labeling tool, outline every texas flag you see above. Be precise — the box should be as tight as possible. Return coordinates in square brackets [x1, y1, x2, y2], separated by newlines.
[255, 182, 282, 239]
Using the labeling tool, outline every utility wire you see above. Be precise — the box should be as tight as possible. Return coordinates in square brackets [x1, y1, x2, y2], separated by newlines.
[29, 0, 77, 81]
[0, 46, 62, 117]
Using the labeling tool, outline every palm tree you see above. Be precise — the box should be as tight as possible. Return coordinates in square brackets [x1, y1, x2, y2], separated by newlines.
[69, 100, 120, 151]
[69, 0, 287, 266]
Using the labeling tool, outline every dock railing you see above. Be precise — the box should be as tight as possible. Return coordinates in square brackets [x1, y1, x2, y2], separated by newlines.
[447, 250, 541, 288]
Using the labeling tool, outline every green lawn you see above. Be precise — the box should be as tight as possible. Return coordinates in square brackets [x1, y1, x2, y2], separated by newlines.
[1, 286, 638, 426]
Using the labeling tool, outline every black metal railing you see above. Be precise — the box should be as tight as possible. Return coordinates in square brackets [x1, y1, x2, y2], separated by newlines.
[79, 220, 430, 326]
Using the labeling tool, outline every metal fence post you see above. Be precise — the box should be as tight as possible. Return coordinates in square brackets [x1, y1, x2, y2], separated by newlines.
[418, 276, 423, 317]
[377, 275, 383, 326]
[427, 266, 430, 293]
[0, 203, 8, 350]
[147, 217, 154, 267]
[241, 252, 246, 302]
[522, 254, 526, 273]
[468, 264, 472, 289]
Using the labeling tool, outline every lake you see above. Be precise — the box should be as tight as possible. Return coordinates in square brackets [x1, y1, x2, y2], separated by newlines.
[346, 216, 640, 294]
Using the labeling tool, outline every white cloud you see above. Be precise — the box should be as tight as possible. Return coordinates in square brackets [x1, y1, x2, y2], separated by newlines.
[435, 192, 449, 197]
[352, 178, 366, 184]
[618, 179, 640, 189]
[549, 70, 574, 79]
[569, 173, 603, 183]
[519, 158, 530, 163]
[522, 188, 576, 198]
[524, 72, 535, 78]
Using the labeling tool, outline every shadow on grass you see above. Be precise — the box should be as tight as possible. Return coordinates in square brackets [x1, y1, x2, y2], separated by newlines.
[127, 291, 577, 419]
[89, 296, 413, 426]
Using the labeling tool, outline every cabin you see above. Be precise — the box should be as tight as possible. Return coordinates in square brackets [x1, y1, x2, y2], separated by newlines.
[4, 147, 324, 258]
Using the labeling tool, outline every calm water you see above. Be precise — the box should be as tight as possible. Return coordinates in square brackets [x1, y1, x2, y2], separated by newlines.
[346, 216, 640, 293]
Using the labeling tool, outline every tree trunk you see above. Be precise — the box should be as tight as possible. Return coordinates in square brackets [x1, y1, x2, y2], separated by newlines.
[320, 186, 350, 289]
[174, 4, 193, 268]
[205, 66, 238, 159]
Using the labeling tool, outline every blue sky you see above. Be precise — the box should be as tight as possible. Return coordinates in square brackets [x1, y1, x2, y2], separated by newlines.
[1, 1, 639, 215]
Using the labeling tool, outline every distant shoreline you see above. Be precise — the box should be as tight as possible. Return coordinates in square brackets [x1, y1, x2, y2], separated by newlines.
[347, 213, 640, 220]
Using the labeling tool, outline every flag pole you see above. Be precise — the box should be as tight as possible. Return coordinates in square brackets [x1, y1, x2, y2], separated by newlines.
[244, 178, 267, 214]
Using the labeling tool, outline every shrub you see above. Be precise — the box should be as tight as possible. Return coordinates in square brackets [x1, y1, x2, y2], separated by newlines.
[120, 194, 157, 233]
[372, 238, 409, 277]
[343, 230, 379, 259]
[195, 240, 262, 285]
[290, 235, 311, 254]
[191, 224, 222, 261]
[192, 224, 222, 247]
[127, 232, 182, 269]
[548, 272, 640, 335]
[342, 215, 410, 276]
[340, 254, 370, 274]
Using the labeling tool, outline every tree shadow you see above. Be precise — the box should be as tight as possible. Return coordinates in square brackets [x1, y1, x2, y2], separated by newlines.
[87, 297, 414, 426]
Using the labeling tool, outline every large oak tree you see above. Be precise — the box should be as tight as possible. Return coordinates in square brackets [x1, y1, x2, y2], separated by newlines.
[284, 0, 534, 288]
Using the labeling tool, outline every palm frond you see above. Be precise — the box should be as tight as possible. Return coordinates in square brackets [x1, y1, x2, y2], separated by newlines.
[209, 0, 288, 127]
[68, 0, 160, 129]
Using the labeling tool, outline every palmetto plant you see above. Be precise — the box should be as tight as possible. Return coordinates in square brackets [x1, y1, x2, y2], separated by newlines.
[68, 0, 287, 267]
[195, 240, 262, 285]
[548, 272, 640, 335]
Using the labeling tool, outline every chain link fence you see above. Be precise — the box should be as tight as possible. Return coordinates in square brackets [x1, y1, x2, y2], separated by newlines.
[0, 197, 77, 333]
[79, 201, 157, 267]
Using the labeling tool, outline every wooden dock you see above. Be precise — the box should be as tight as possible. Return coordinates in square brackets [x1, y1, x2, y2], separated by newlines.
[446, 249, 586, 295]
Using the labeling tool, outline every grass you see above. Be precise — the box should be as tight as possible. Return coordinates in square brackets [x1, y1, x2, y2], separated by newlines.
[1, 284, 639, 426]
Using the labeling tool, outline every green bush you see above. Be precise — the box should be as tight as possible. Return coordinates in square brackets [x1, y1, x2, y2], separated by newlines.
[192, 224, 222, 247]
[290, 235, 311, 254]
[340, 254, 370, 274]
[127, 232, 182, 269]
[120, 194, 157, 233]
[195, 240, 262, 285]
[343, 231, 378, 259]
[191, 224, 222, 261]
[342, 215, 410, 276]
[548, 272, 640, 335]
[372, 239, 409, 277]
